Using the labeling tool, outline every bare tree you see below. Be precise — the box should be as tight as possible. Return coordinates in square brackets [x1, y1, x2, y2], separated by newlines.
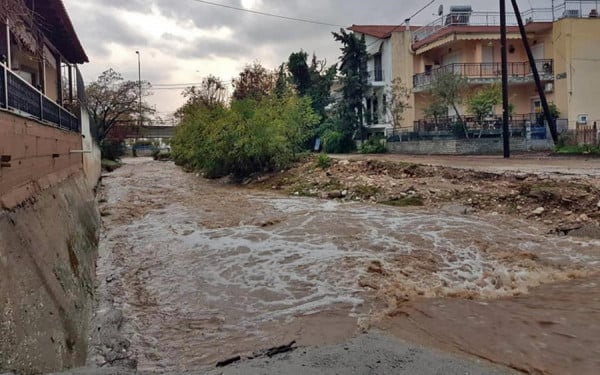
[232, 62, 275, 101]
[84, 68, 153, 141]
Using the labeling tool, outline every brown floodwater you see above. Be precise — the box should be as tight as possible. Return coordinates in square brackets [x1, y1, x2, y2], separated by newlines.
[93, 159, 600, 373]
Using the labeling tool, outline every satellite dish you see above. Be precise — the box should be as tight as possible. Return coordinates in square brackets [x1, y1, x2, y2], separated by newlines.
[438, 4, 444, 16]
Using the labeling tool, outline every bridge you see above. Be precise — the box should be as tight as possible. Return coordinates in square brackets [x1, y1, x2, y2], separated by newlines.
[107, 124, 177, 140]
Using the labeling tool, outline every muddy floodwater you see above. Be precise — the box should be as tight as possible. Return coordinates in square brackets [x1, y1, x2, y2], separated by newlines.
[91, 159, 600, 374]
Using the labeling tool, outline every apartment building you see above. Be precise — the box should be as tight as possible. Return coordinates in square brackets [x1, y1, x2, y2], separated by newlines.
[351, 1, 600, 137]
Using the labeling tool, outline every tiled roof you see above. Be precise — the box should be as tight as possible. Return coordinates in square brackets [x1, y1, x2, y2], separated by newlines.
[349, 24, 421, 39]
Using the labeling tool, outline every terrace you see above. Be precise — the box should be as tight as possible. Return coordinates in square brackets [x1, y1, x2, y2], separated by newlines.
[413, 1, 600, 47]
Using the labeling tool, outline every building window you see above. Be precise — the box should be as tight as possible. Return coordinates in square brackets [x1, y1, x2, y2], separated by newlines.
[374, 53, 383, 82]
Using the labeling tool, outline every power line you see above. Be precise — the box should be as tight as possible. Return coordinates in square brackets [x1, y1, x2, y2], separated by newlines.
[365, 0, 435, 49]
[189, 0, 345, 28]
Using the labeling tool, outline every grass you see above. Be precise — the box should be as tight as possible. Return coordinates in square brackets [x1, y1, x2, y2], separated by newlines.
[101, 159, 122, 172]
[555, 145, 600, 155]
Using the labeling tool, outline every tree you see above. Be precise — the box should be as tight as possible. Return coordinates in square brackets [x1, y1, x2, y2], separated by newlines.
[423, 98, 448, 127]
[232, 62, 275, 101]
[333, 29, 369, 141]
[468, 84, 501, 128]
[287, 51, 337, 118]
[176, 75, 227, 118]
[430, 71, 468, 138]
[85, 68, 153, 141]
[288, 51, 312, 96]
[389, 78, 412, 130]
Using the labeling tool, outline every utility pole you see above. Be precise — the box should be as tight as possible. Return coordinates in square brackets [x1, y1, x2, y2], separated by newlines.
[136, 50, 142, 128]
[510, 0, 559, 144]
[500, 0, 510, 158]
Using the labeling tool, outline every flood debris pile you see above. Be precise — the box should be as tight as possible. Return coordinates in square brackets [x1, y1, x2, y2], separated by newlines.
[251, 156, 600, 239]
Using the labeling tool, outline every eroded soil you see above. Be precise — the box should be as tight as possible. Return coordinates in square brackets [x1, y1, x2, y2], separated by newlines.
[90, 157, 600, 374]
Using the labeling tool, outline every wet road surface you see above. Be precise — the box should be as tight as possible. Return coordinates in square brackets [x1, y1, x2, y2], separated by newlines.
[90, 158, 600, 374]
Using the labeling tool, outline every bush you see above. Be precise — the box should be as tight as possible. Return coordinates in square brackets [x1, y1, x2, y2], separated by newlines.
[316, 153, 332, 169]
[100, 140, 125, 161]
[360, 136, 386, 154]
[171, 94, 320, 179]
[452, 121, 467, 138]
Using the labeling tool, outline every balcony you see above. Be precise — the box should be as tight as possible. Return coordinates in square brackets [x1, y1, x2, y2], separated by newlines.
[368, 69, 385, 85]
[0, 63, 80, 132]
[413, 60, 554, 91]
[413, 1, 600, 46]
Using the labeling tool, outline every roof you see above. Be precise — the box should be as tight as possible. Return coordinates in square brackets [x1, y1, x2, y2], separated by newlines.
[412, 22, 553, 51]
[35, 0, 88, 64]
[349, 24, 421, 39]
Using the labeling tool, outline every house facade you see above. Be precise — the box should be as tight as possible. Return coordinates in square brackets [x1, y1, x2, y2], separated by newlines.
[0, 0, 95, 204]
[351, 1, 600, 138]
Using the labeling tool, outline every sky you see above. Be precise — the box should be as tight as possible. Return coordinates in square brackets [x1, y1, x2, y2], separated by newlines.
[62, 0, 554, 118]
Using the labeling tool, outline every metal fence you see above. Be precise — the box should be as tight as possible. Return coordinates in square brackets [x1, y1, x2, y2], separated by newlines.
[413, 60, 553, 88]
[1, 63, 80, 132]
[387, 113, 559, 141]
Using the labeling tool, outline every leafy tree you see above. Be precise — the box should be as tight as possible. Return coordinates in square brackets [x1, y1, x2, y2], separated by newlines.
[274, 63, 291, 98]
[389, 78, 412, 130]
[333, 29, 369, 141]
[175, 75, 227, 118]
[287, 51, 337, 118]
[232, 62, 275, 101]
[288, 50, 312, 96]
[85, 68, 153, 141]
[468, 84, 501, 127]
[423, 98, 448, 127]
[430, 71, 468, 137]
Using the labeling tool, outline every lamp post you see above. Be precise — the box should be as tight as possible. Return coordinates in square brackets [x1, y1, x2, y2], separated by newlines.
[135, 50, 142, 128]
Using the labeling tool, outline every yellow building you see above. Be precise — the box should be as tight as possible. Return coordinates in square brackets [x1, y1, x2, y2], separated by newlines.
[351, 1, 600, 138]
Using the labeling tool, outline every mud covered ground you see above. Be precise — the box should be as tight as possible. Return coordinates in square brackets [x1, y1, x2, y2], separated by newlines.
[88, 157, 600, 375]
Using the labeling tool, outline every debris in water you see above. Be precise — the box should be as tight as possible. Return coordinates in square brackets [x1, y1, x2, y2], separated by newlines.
[216, 355, 241, 367]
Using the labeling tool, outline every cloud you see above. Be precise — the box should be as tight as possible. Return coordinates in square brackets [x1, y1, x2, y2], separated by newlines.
[63, 0, 553, 113]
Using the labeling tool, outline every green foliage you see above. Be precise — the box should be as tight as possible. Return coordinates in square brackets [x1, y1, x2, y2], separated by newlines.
[99, 139, 125, 161]
[547, 102, 560, 119]
[288, 51, 312, 96]
[316, 153, 332, 169]
[319, 114, 355, 153]
[423, 98, 448, 125]
[555, 144, 600, 155]
[360, 136, 387, 154]
[333, 29, 369, 141]
[452, 121, 467, 138]
[430, 71, 468, 136]
[171, 93, 320, 179]
[468, 84, 501, 125]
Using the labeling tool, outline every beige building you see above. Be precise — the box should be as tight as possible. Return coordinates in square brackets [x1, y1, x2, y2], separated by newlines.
[351, 1, 600, 137]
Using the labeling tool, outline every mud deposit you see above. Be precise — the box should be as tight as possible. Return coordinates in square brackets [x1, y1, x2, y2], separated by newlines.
[90, 159, 600, 374]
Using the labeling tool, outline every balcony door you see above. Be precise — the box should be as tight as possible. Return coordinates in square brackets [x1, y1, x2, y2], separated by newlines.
[531, 44, 545, 73]
[443, 52, 461, 74]
[482, 45, 495, 77]
[373, 53, 383, 82]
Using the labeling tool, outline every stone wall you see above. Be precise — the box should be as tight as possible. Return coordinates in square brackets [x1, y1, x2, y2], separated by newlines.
[0, 111, 83, 209]
[0, 173, 99, 374]
[387, 138, 554, 155]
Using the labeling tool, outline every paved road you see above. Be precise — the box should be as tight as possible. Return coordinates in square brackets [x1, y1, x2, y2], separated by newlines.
[336, 153, 600, 176]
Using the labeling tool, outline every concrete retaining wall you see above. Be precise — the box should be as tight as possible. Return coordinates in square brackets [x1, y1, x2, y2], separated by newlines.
[0, 173, 100, 374]
[0, 111, 83, 208]
[387, 138, 554, 155]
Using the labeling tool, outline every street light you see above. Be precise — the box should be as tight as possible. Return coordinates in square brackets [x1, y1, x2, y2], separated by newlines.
[135, 51, 142, 127]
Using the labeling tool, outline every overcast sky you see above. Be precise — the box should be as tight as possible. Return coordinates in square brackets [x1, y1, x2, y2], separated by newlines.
[63, 0, 553, 117]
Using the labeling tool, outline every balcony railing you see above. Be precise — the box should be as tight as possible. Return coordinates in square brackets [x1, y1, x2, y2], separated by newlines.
[369, 69, 385, 83]
[0, 63, 80, 132]
[413, 1, 600, 44]
[413, 59, 554, 89]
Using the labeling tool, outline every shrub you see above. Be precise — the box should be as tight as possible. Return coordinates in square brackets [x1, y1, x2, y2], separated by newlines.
[316, 153, 332, 169]
[360, 136, 386, 154]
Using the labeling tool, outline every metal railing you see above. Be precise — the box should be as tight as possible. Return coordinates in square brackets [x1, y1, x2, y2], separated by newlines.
[413, 1, 599, 43]
[0, 63, 80, 132]
[413, 59, 553, 88]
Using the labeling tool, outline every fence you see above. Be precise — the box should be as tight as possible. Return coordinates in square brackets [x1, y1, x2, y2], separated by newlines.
[576, 122, 599, 145]
[0, 63, 80, 132]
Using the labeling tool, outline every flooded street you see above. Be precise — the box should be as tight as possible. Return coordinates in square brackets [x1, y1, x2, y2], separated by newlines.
[91, 158, 600, 374]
